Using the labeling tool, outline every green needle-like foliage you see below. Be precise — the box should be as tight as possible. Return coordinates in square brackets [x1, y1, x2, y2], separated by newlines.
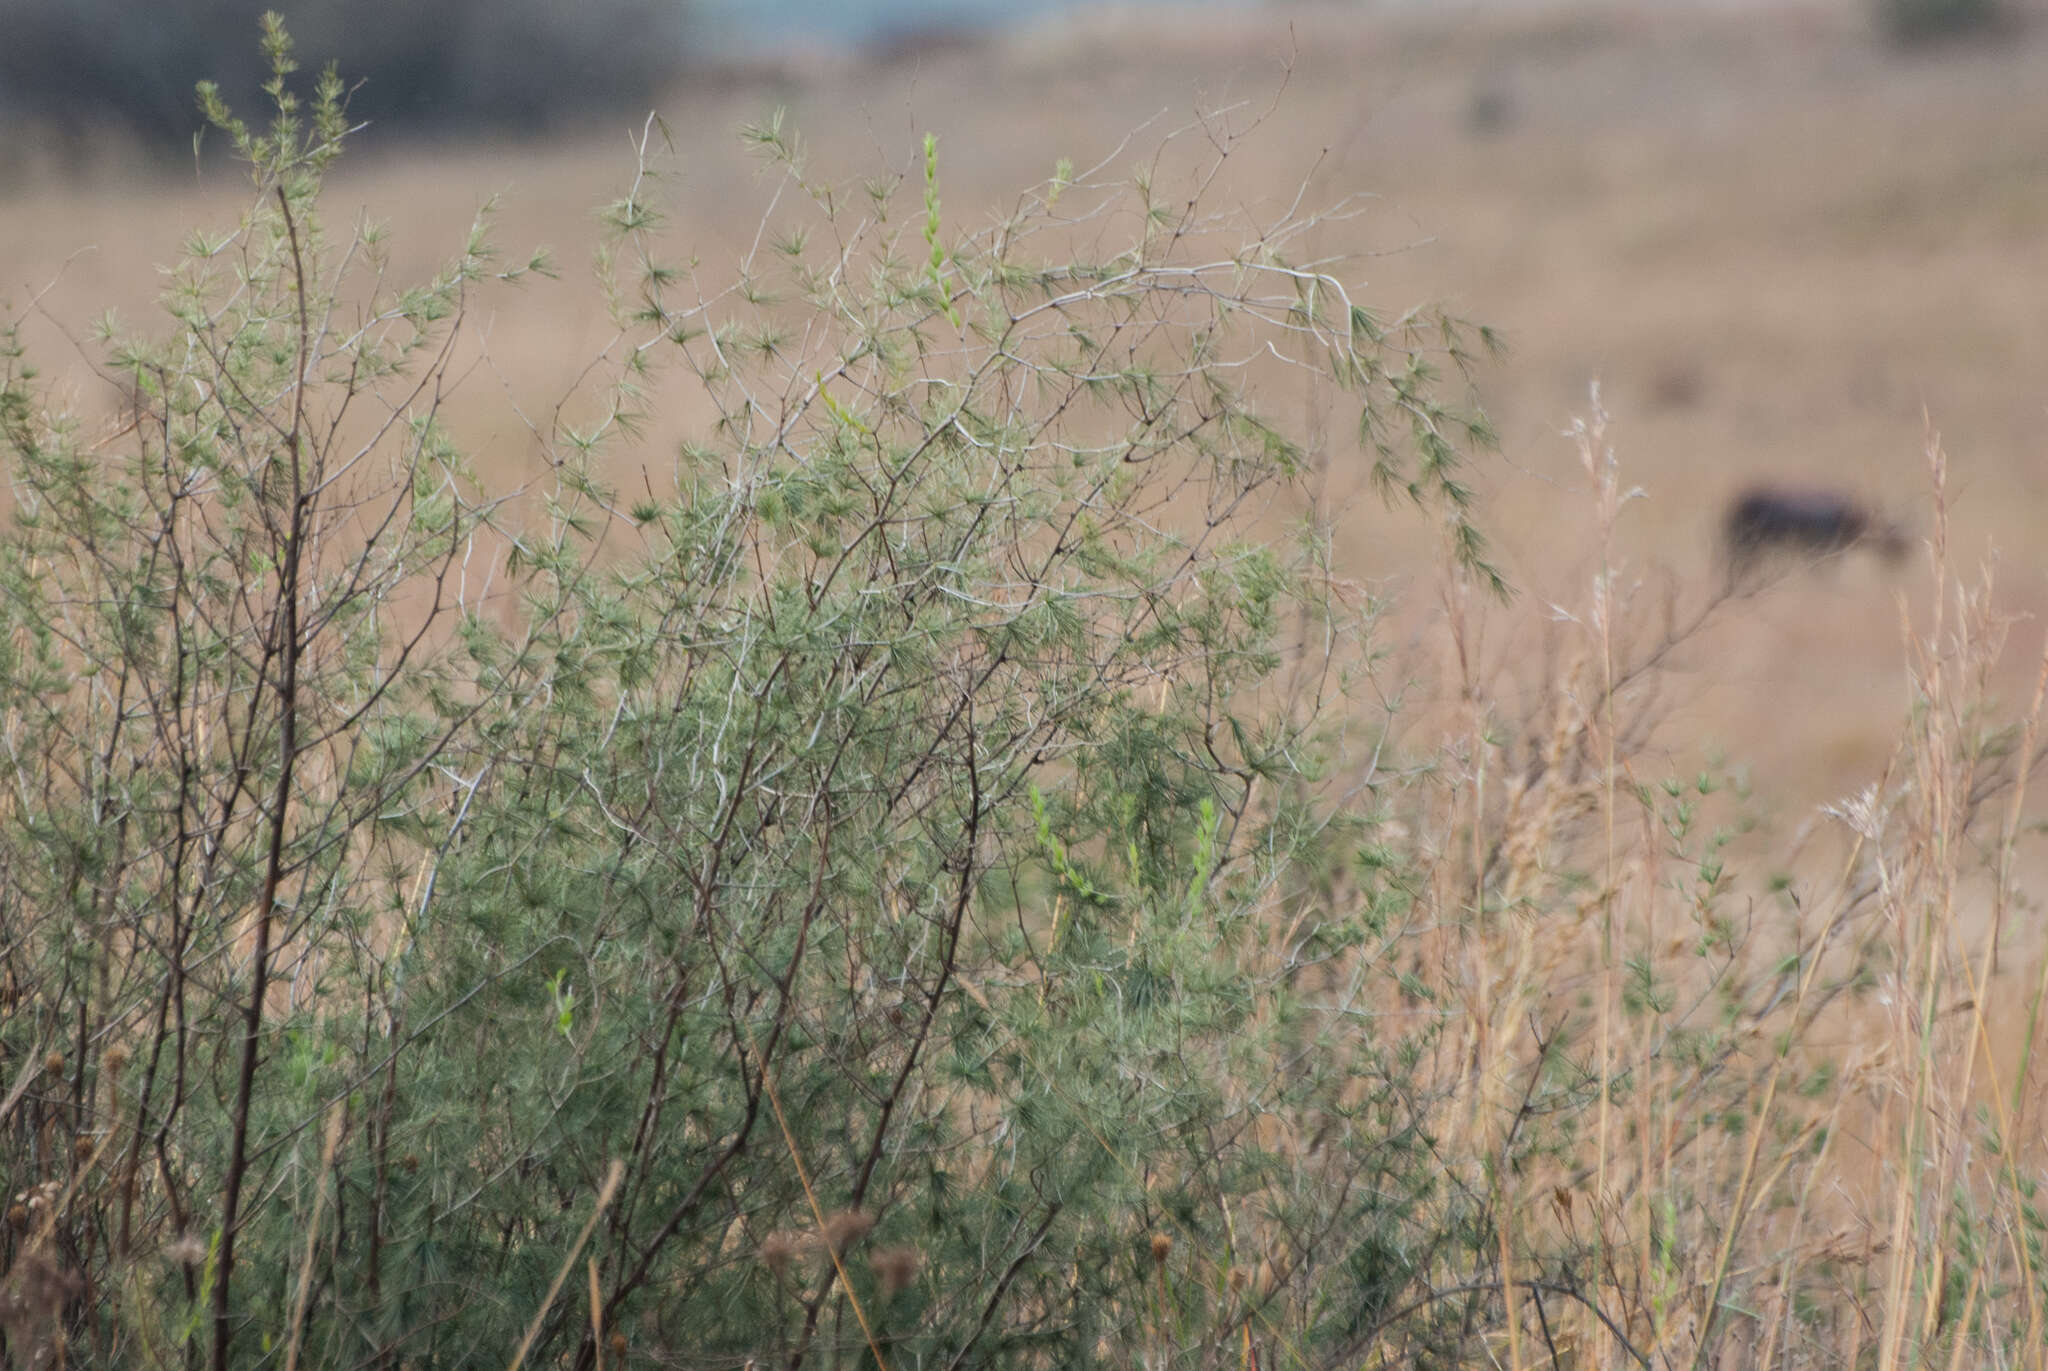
[0, 21, 1513, 1371]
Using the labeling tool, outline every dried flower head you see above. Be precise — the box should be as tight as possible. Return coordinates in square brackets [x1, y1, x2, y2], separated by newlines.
[401, 1153, 420, 1174]
[759, 1231, 799, 1278]
[73, 1135, 95, 1162]
[101, 1043, 130, 1076]
[42, 1052, 63, 1077]
[164, 1233, 208, 1267]
[609, 1331, 628, 1358]
[821, 1209, 874, 1256]
[870, 1245, 920, 1297]
[1150, 1232, 1173, 1266]
[5, 1204, 26, 1231]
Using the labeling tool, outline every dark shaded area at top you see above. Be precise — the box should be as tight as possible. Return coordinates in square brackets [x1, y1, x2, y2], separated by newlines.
[0, 0, 1196, 152]
[0, 0, 693, 149]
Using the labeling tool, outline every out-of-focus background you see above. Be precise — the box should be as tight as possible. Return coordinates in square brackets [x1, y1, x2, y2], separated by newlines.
[4, 0, 2046, 808]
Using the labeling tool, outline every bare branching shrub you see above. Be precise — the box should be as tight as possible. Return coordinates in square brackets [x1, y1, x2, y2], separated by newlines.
[0, 21, 552, 1369]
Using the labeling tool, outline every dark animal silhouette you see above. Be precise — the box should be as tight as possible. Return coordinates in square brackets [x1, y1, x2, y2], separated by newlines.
[1722, 486, 1909, 576]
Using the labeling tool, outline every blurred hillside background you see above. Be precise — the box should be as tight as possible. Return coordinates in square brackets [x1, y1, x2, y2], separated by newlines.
[3, 0, 2047, 808]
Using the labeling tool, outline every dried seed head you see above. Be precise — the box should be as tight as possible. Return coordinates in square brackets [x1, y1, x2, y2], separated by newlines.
[401, 1153, 420, 1174]
[609, 1332, 628, 1358]
[101, 1044, 130, 1076]
[821, 1210, 874, 1256]
[73, 1135, 95, 1162]
[870, 1245, 920, 1297]
[1149, 1232, 1173, 1266]
[43, 1052, 64, 1076]
[759, 1231, 799, 1278]
[164, 1233, 208, 1267]
[5, 1203, 27, 1230]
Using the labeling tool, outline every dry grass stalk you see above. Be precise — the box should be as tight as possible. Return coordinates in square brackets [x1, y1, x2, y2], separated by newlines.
[1382, 397, 2048, 1368]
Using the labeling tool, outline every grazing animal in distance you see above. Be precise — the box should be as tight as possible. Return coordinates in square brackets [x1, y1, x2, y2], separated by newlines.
[1722, 485, 1909, 578]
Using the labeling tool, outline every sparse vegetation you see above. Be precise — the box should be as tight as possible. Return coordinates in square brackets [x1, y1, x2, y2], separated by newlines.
[3, 18, 2046, 1371]
[1873, 0, 2004, 42]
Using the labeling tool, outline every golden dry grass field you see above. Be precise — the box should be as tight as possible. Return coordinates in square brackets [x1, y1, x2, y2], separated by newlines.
[7, 0, 2046, 809]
